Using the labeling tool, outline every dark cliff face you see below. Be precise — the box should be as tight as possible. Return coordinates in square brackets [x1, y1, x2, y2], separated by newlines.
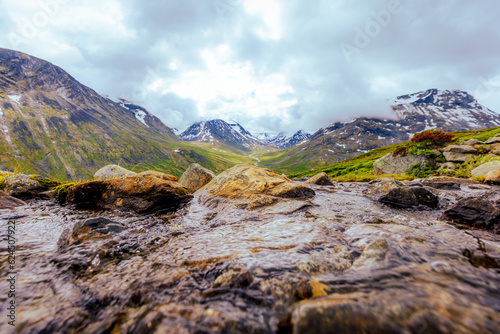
[0, 48, 184, 180]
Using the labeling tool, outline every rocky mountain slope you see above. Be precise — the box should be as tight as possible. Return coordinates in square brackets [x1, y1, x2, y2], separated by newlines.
[260, 89, 500, 173]
[179, 119, 272, 152]
[0, 49, 255, 179]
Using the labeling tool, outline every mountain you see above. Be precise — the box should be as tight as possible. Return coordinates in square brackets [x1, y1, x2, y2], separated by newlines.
[257, 130, 312, 149]
[0, 49, 252, 179]
[179, 119, 270, 152]
[259, 89, 500, 174]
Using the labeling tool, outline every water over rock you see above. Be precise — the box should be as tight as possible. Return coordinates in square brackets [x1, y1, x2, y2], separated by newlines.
[179, 163, 216, 193]
[366, 178, 439, 209]
[66, 174, 193, 213]
[94, 164, 137, 180]
[198, 164, 315, 210]
[441, 197, 500, 233]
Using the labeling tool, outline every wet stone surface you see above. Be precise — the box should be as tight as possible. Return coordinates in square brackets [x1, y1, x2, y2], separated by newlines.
[0, 182, 499, 333]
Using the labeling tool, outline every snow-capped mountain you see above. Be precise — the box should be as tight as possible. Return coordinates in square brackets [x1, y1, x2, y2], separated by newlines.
[268, 89, 500, 168]
[256, 131, 312, 149]
[179, 119, 268, 152]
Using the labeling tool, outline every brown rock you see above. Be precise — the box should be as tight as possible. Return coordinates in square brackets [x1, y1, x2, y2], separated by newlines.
[136, 170, 177, 182]
[3, 174, 44, 199]
[0, 190, 26, 209]
[179, 163, 216, 193]
[198, 164, 315, 210]
[304, 172, 334, 186]
[471, 161, 500, 178]
[66, 174, 192, 214]
[485, 170, 500, 185]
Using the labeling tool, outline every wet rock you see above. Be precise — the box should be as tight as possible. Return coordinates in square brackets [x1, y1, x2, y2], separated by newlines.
[304, 172, 334, 186]
[94, 165, 136, 181]
[443, 151, 474, 163]
[441, 197, 500, 233]
[373, 153, 436, 176]
[38, 190, 56, 200]
[462, 139, 483, 145]
[471, 161, 500, 178]
[352, 238, 389, 267]
[3, 174, 44, 199]
[420, 176, 475, 190]
[135, 170, 177, 182]
[66, 174, 193, 213]
[198, 164, 315, 210]
[0, 190, 26, 209]
[442, 144, 477, 154]
[178, 163, 216, 193]
[380, 186, 439, 209]
[58, 217, 125, 249]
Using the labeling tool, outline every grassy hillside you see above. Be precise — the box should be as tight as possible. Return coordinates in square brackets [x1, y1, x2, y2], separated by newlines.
[288, 126, 500, 181]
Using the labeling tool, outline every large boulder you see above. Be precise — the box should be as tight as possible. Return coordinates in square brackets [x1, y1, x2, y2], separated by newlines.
[2, 174, 44, 199]
[0, 190, 26, 209]
[304, 172, 334, 186]
[441, 198, 500, 233]
[198, 164, 315, 210]
[373, 153, 435, 176]
[66, 174, 193, 214]
[179, 163, 216, 193]
[471, 161, 500, 178]
[442, 145, 477, 154]
[94, 165, 137, 181]
[366, 178, 439, 209]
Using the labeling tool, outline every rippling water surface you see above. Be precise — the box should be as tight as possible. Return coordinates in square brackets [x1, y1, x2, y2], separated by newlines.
[0, 183, 499, 333]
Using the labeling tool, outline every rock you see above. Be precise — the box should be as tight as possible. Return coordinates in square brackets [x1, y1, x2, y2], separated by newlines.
[485, 136, 500, 144]
[135, 170, 177, 182]
[441, 197, 500, 233]
[94, 165, 137, 181]
[38, 190, 56, 200]
[0, 190, 27, 209]
[58, 217, 125, 249]
[443, 152, 474, 163]
[198, 164, 315, 210]
[438, 162, 458, 170]
[462, 139, 483, 145]
[352, 238, 389, 267]
[379, 186, 439, 209]
[373, 153, 436, 176]
[3, 174, 44, 198]
[281, 174, 292, 181]
[178, 163, 216, 193]
[420, 176, 477, 190]
[365, 178, 439, 209]
[492, 150, 500, 156]
[66, 174, 193, 214]
[304, 172, 334, 186]
[442, 145, 477, 154]
[485, 170, 500, 184]
[471, 161, 500, 177]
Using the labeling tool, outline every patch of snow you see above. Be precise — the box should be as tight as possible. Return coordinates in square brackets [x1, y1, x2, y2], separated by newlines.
[8, 94, 21, 104]
[134, 110, 149, 127]
[174, 149, 182, 153]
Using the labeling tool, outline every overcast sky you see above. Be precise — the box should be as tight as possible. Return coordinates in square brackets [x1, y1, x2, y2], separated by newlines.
[1, 0, 499, 135]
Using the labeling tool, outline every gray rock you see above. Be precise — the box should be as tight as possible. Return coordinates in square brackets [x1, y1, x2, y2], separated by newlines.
[379, 186, 439, 209]
[3, 174, 43, 198]
[438, 162, 458, 170]
[179, 163, 216, 193]
[485, 136, 500, 144]
[94, 165, 136, 181]
[442, 145, 477, 154]
[443, 152, 474, 163]
[491, 150, 500, 156]
[471, 161, 500, 177]
[0, 190, 26, 209]
[461, 139, 483, 145]
[373, 154, 435, 176]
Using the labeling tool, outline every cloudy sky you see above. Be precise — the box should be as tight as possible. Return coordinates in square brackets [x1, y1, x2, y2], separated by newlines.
[1, 0, 499, 135]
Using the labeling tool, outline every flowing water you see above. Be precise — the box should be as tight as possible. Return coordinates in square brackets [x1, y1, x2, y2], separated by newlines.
[0, 183, 499, 333]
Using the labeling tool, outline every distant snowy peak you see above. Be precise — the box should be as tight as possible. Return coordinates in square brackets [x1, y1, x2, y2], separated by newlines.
[259, 130, 312, 149]
[178, 119, 266, 152]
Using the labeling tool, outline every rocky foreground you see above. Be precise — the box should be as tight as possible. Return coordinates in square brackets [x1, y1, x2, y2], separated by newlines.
[0, 164, 499, 333]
